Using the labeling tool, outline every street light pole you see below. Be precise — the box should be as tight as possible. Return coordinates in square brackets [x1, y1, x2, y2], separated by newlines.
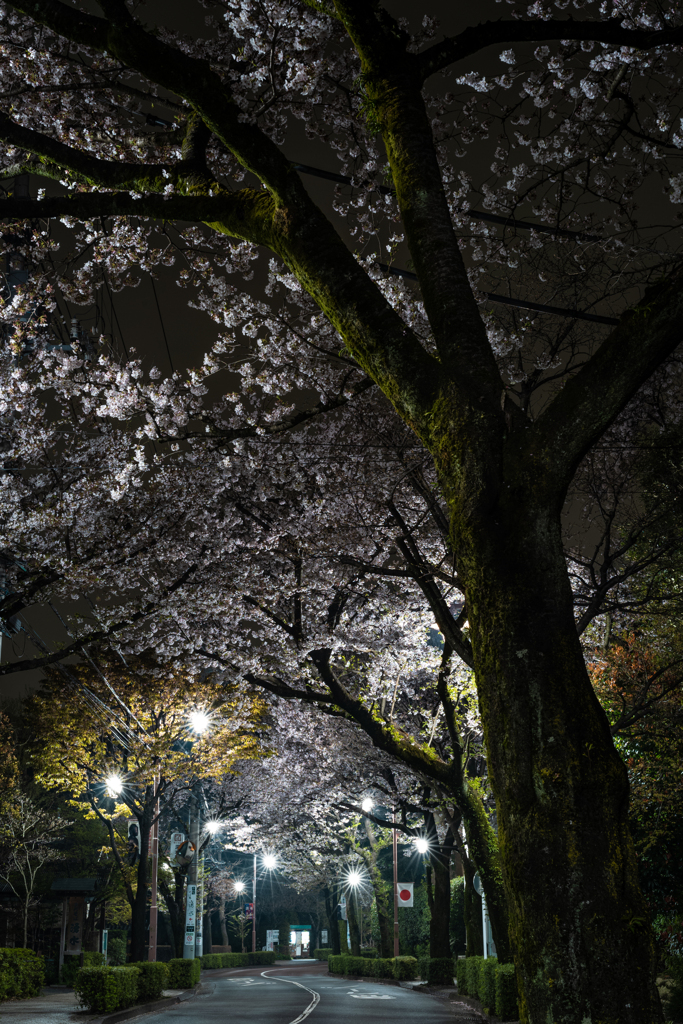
[183, 790, 200, 960]
[252, 853, 257, 953]
[148, 773, 159, 961]
[392, 806, 399, 957]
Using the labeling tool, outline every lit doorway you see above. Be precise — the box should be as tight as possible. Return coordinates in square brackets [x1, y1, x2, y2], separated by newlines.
[289, 928, 311, 958]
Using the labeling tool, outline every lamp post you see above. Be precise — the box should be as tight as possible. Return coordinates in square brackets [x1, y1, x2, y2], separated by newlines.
[252, 853, 276, 953]
[392, 807, 399, 957]
[183, 710, 211, 960]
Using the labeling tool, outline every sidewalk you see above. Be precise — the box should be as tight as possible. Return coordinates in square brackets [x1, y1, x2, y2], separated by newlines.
[0, 984, 201, 1024]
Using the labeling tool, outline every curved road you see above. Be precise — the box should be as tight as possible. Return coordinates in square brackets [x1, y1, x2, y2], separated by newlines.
[143, 962, 477, 1024]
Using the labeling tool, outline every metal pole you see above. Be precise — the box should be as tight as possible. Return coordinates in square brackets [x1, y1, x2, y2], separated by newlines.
[183, 793, 200, 959]
[482, 891, 488, 960]
[252, 853, 257, 953]
[148, 775, 159, 961]
[195, 845, 204, 958]
[392, 808, 399, 957]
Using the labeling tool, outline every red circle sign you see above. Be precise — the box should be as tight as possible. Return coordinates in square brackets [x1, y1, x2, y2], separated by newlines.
[399, 889, 411, 902]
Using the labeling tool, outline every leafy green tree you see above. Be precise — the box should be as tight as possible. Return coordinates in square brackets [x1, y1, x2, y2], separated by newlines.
[27, 654, 267, 961]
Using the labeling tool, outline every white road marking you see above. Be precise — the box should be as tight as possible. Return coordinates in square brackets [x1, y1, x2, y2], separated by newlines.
[347, 988, 395, 1000]
[261, 970, 321, 1024]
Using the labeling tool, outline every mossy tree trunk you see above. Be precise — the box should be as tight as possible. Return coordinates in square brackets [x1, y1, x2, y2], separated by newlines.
[346, 889, 361, 956]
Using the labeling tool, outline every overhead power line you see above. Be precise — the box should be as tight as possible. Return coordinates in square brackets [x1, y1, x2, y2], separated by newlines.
[293, 162, 620, 326]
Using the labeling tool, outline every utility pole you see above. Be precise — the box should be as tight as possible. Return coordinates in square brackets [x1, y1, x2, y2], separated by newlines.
[252, 853, 256, 953]
[183, 791, 200, 959]
[148, 774, 159, 961]
[392, 807, 399, 957]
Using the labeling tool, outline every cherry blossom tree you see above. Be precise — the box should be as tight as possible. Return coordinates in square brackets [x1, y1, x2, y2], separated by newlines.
[1, 0, 683, 1018]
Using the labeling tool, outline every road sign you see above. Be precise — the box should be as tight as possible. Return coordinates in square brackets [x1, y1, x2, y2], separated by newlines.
[184, 884, 197, 950]
[170, 832, 185, 861]
[397, 882, 414, 907]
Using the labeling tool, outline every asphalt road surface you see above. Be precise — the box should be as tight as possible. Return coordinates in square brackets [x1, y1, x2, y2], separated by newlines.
[142, 962, 476, 1024]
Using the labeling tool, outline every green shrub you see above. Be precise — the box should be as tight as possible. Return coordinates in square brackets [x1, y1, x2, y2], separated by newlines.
[129, 961, 169, 1001]
[61, 951, 104, 987]
[465, 955, 484, 998]
[375, 957, 395, 979]
[107, 936, 127, 966]
[167, 958, 201, 988]
[73, 966, 139, 1013]
[0, 948, 45, 1000]
[246, 951, 277, 965]
[220, 952, 249, 968]
[328, 955, 346, 975]
[313, 948, 332, 960]
[495, 963, 519, 1021]
[394, 956, 418, 981]
[418, 956, 454, 985]
[343, 956, 365, 976]
[478, 956, 498, 1009]
[455, 957, 467, 994]
[360, 948, 377, 959]
[200, 953, 222, 969]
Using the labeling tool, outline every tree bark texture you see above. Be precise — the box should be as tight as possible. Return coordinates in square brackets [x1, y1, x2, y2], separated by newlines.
[347, 889, 361, 956]
[462, 855, 483, 957]
[457, 496, 661, 1023]
[429, 845, 452, 957]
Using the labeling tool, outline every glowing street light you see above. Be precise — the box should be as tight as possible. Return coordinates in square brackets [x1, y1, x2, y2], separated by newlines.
[361, 798, 374, 813]
[414, 837, 429, 854]
[347, 870, 362, 887]
[205, 820, 222, 835]
[188, 709, 211, 734]
[233, 880, 246, 894]
[262, 853, 277, 870]
[105, 773, 123, 797]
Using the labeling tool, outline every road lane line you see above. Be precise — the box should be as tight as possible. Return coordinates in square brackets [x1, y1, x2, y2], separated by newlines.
[261, 970, 320, 1024]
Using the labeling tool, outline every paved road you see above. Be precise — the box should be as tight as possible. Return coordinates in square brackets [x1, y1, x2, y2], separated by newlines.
[143, 963, 481, 1024]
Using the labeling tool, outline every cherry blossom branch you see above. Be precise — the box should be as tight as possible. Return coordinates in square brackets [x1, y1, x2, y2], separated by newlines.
[418, 19, 683, 82]
[0, 550, 206, 676]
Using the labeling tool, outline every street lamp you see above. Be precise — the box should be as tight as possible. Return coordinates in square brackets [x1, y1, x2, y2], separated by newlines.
[361, 797, 374, 813]
[347, 870, 362, 887]
[205, 820, 222, 835]
[414, 837, 429, 854]
[188, 709, 211, 734]
[252, 852, 278, 953]
[233, 880, 245, 894]
[104, 773, 123, 797]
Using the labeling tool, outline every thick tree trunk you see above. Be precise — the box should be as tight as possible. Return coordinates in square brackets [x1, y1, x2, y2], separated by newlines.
[459, 499, 662, 1023]
[429, 844, 452, 957]
[346, 889, 361, 956]
[218, 901, 229, 947]
[323, 886, 340, 955]
[129, 814, 151, 963]
[462, 853, 483, 956]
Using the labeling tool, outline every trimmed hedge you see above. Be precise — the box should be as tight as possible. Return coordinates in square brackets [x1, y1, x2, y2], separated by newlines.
[61, 951, 104, 987]
[479, 956, 498, 1009]
[200, 953, 223, 969]
[246, 951, 278, 965]
[328, 955, 398, 980]
[455, 957, 467, 993]
[129, 961, 169, 1001]
[328, 954, 345, 975]
[220, 952, 249, 968]
[465, 954, 484, 997]
[0, 948, 45, 1000]
[360, 949, 377, 959]
[418, 956, 454, 985]
[313, 948, 332, 960]
[495, 963, 519, 1021]
[74, 966, 139, 1014]
[167, 958, 201, 988]
[394, 956, 418, 981]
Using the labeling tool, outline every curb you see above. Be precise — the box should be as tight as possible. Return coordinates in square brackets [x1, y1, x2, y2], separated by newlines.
[91, 981, 207, 1024]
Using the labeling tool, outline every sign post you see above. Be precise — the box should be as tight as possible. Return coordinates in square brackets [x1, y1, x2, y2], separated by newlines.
[392, 807, 399, 956]
[183, 884, 197, 956]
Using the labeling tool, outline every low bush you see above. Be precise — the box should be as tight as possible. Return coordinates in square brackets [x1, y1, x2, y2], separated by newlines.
[246, 951, 278, 965]
[343, 956, 365, 976]
[61, 951, 104, 988]
[465, 955, 484, 998]
[107, 936, 127, 966]
[313, 948, 332, 960]
[495, 963, 519, 1021]
[200, 954, 222, 969]
[328, 955, 345, 975]
[360, 948, 377, 959]
[73, 966, 139, 1013]
[220, 952, 249, 968]
[375, 957, 395, 979]
[0, 948, 45, 1000]
[418, 956, 454, 986]
[478, 956, 498, 1010]
[394, 956, 418, 981]
[167, 958, 201, 988]
[129, 961, 169, 1001]
[455, 957, 467, 993]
